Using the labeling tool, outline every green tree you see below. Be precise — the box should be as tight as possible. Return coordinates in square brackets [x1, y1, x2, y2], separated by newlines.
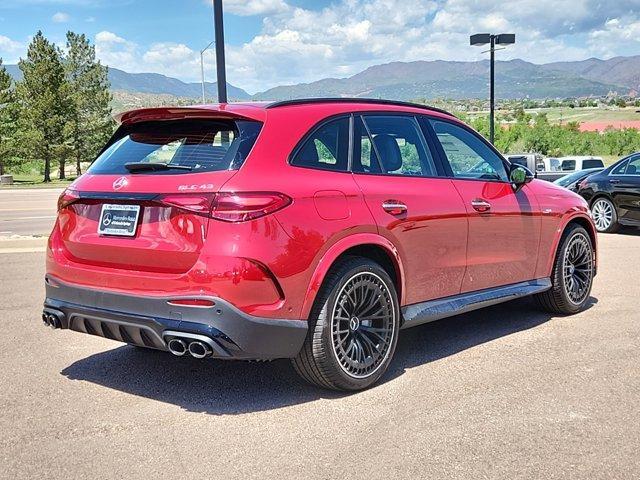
[17, 31, 71, 182]
[0, 58, 17, 176]
[64, 31, 113, 176]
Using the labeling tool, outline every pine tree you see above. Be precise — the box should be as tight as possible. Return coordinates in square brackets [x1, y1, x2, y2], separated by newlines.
[64, 32, 113, 176]
[0, 59, 15, 177]
[16, 31, 71, 182]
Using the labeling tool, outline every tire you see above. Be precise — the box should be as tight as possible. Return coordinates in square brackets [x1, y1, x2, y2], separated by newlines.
[292, 257, 400, 391]
[536, 224, 595, 315]
[591, 197, 619, 233]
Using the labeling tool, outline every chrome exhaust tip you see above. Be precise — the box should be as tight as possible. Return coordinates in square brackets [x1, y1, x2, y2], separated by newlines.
[42, 313, 50, 326]
[188, 341, 211, 359]
[167, 338, 188, 356]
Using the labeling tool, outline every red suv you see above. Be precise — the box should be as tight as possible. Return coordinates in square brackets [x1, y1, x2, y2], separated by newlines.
[44, 99, 597, 390]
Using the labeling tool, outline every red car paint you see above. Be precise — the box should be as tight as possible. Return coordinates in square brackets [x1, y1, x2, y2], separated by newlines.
[47, 100, 596, 326]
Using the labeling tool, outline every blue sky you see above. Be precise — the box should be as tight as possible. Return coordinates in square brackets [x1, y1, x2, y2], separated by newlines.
[1, 0, 639, 94]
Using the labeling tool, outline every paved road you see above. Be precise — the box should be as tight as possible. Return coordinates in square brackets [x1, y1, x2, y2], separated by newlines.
[0, 188, 61, 237]
[1, 232, 639, 480]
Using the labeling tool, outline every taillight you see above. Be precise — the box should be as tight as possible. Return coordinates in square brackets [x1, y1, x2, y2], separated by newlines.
[156, 193, 216, 215]
[57, 189, 79, 211]
[155, 192, 291, 222]
[211, 192, 291, 222]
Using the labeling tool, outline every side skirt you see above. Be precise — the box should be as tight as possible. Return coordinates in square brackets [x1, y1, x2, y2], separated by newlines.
[400, 278, 552, 330]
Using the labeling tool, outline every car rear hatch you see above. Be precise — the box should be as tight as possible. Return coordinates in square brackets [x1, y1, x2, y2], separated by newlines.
[55, 108, 263, 274]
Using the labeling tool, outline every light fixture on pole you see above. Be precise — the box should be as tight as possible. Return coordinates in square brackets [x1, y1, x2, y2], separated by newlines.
[200, 40, 215, 104]
[470, 33, 516, 144]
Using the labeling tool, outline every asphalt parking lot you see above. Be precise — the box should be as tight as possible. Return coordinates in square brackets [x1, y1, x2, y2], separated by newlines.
[1, 190, 639, 479]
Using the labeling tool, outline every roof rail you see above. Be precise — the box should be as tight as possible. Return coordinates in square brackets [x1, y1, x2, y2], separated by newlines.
[265, 97, 454, 116]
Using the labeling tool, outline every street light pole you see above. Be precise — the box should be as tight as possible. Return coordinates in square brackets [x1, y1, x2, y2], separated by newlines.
[489, 35, 495, 144]
[470, 33, 515, 144]
[200, 40, 214, 104]
[213, 0, 228, 103]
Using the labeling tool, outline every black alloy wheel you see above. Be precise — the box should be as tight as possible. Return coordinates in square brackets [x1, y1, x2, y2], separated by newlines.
[293, 257, 400, 391]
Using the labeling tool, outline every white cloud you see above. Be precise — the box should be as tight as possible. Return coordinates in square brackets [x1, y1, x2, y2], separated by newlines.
[0, 35, 22, 52]
[95, 30, 128, 44]
[51, 11, 70, 23]
[0, 35, 23, 63]
[215, 0, 289, 16]
[92, 1, 640, 94]
[94, 30, 139, 72]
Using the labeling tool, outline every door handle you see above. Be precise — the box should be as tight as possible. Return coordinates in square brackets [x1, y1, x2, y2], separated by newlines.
[382, 200, 407, 215]
[471, 199, 491, 213]
[609, 179, 621, 184]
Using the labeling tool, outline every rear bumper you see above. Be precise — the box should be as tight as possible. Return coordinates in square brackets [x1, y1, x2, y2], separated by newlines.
[43, 276, 307, 360]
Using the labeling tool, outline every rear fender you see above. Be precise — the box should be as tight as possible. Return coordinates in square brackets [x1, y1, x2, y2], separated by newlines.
[300, 233, 405, 319]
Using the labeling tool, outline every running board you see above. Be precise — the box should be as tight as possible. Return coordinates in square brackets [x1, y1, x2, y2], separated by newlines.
[401, 278, 552, 329]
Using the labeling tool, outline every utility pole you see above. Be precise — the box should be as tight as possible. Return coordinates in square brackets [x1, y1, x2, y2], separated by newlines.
[213, 0, 228, 103]
[200, 40, 214, 104]
[489, 34, 495, 144]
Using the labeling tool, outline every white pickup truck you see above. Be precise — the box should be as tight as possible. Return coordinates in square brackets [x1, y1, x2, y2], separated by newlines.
[505, 154, 605, 182]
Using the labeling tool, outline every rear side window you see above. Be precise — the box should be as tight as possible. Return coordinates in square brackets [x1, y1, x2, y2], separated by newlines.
[354, 115, 437, 177]
[290, 117, 349, 171]
[610, 159, 628, 175]
[626, 156, 640, 175]
[583, 159, 604, 169]
[89, 119, 262, 175]
[561, 160, 576, 171]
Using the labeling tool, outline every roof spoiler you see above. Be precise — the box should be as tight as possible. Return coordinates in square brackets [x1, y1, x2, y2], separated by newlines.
[114, 106, 258, 125]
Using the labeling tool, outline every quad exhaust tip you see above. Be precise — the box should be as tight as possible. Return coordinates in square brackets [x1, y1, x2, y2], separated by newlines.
[42, 312, 62, 329]
[167, 338, 188, 356]
[188, 341, 212, 359]
[167, 338, 212, 359]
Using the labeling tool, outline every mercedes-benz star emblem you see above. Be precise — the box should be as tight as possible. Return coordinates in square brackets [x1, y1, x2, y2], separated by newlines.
[102, 213, 112, 227]
[112, 176, 128, 190]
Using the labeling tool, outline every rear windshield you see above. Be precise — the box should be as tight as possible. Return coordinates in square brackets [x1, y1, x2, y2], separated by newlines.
[89, 119, 262, 175]
[508, 156, 528, 168]
[555, 169, 592, 186]
[583, 159, 604, 169]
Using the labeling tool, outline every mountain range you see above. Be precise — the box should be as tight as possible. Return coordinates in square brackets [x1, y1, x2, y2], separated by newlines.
[4, 55, 640, 101]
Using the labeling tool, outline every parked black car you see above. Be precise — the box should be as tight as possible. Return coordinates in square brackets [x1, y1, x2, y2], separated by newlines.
[578, 153, 640, 232]
[554, 168, 603, 192]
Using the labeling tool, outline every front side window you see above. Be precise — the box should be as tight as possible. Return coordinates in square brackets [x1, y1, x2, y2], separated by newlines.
[561, 160, 576, 171]
[353, 115, 436, 177]
[89, 119, 262, 175]
[291, 117, 349, 172]
[430, 120, 508, 181]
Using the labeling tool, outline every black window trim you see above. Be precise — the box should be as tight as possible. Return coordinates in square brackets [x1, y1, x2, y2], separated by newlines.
[423, 115, 512, 184]
[350, 111, 448, 179]
[288, 109, 515, 182]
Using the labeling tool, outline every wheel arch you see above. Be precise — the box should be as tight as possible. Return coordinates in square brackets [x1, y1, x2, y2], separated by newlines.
[588, 192, 613, 208]
[300, 234, 405, 319]
[545, 213, 598, 278]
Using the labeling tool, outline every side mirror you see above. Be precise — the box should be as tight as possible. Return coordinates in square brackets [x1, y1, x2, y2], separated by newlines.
[510, 165, 534, 191]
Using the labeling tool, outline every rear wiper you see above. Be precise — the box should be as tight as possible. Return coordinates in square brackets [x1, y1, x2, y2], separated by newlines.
[124, 162, 193, 173]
